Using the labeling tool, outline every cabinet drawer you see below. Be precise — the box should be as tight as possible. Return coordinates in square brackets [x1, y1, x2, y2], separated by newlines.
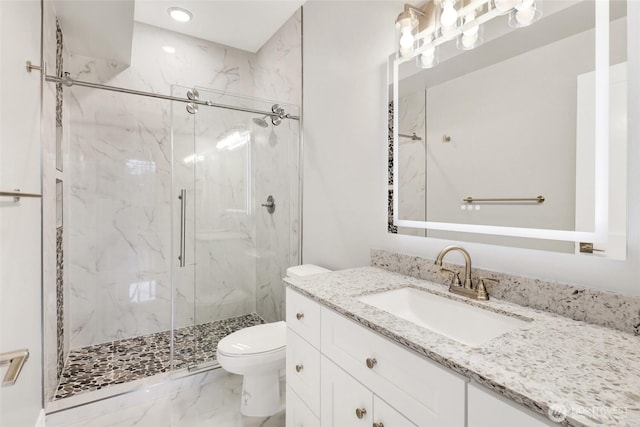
[286, 385, 320, 427]
[321, 308, 466, 427]
[320, 356, 373, 427]
[286, 288, 321, 348]
[287, 328, 321, 416]
[468, 383, 556, 427]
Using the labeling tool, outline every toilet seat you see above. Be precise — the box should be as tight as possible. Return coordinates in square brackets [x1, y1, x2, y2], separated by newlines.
[217, 321, 286, 357]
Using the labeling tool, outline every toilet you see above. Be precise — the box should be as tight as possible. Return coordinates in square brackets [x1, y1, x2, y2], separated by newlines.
[216, 264, 331, 417]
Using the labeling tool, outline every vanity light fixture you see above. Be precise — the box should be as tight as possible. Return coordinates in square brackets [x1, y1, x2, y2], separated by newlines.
[168, 7, 193, 23]
[457, 10, 483, 50]
[395, 4, 421, 58]
[395, 0, 542, 68]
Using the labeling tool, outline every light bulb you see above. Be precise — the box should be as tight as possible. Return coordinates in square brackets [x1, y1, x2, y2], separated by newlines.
[420, 53, 435, 68]
[515, 6, 535, 25]
[461, 32, 478, 49]
[440, 1, 458, 27]
[400, 29, 415, 49]
[423, 44, 435, 56]
[494, 0, 520, 13]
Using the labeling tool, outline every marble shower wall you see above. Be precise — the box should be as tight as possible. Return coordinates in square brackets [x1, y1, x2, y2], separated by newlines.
[254, 10, 302, 322]
[67, 16, 301, 348]
[174, 91, 260, 329]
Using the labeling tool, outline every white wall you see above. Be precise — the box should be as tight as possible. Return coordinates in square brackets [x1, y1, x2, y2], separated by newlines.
[302, 1, 640, 296]
[0, 1, 44, 425]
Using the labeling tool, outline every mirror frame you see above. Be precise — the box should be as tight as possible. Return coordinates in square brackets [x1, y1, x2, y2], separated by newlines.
[391, 0, 611, 245]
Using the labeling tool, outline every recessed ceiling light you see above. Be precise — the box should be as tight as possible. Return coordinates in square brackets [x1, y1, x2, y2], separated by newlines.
[162, 45, 176, 54]
[168, 7, 192, 23]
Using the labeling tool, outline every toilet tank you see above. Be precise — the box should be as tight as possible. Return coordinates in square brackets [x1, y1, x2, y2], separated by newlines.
[285, 264, 331, 278]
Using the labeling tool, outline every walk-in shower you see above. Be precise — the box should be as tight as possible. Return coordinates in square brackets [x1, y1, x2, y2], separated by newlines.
[47, 53, 300, 408]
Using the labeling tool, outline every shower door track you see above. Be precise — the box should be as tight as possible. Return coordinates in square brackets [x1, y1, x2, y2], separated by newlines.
[44, 74, 300, 121]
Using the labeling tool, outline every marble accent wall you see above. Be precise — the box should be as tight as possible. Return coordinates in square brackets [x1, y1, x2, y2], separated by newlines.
[254, 10, 302, 322]
[387, 102, 397, 234]
[67, 15, 301, 347]
[372, 249, 640, 336]
[56, 227, 64, 378]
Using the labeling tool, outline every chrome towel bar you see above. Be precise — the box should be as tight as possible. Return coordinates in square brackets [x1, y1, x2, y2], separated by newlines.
[398, 132, 422, 141]
[1, 190, 42, 202]
[463, 196, 545, 203]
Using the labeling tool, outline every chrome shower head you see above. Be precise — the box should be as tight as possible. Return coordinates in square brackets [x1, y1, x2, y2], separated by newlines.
[252, 115, 269, 128]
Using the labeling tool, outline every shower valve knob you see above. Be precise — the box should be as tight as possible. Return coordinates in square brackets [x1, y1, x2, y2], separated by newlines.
[261, 195, 276, 214]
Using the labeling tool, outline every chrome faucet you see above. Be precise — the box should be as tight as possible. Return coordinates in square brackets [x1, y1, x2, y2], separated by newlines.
[434, 245, 489, 300]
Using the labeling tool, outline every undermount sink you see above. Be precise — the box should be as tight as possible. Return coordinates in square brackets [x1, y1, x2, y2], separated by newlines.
[357, 287, 530, 347]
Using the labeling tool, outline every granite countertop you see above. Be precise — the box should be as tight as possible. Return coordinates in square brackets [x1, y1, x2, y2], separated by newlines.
[284, 267, 640, 427]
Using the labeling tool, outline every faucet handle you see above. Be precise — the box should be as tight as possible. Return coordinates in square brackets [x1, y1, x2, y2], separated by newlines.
[440, 268, 462, 287]
[477, 277, 498, 301]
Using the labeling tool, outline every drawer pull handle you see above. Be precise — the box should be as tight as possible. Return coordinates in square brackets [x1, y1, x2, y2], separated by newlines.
[355, 408, 367, 419]
[295, 364, 304, 373]
[373, 423, 385, 427]
[296, 312, 304, 320]
[365, 358, 377, 369]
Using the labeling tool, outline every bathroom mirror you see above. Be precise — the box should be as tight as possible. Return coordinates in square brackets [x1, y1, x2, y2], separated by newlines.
[389, 0, 627, 257]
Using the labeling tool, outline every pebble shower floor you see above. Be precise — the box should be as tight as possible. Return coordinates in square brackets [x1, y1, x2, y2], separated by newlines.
[54, 313, 264, 400]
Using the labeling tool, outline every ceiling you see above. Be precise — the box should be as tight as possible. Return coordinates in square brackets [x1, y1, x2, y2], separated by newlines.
[54, 0, 304, 66]
[134, 0, 305, 53]
[54, 0, 135, 64]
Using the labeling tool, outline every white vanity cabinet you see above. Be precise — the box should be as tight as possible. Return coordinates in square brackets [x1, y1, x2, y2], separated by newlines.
[286, 288, 322, 426]
[286, 288, 551, 427]
[321, 356, 416, 427]
[321, 308, 466, 426]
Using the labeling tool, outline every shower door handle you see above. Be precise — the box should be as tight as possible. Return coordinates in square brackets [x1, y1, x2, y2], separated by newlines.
[178, 189, 186, 267]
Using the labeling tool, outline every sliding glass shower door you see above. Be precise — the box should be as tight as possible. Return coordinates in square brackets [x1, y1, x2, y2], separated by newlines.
[171, 87, 299, 369]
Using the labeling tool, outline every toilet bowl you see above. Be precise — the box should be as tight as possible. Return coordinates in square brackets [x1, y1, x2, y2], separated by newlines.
[216, 264, 331, 417]
[217, 321, 286, 417]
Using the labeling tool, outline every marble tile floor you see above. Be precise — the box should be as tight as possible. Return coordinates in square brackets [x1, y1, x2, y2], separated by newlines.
[55, 313, 265, 400]
[46, 369, 286, 427]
